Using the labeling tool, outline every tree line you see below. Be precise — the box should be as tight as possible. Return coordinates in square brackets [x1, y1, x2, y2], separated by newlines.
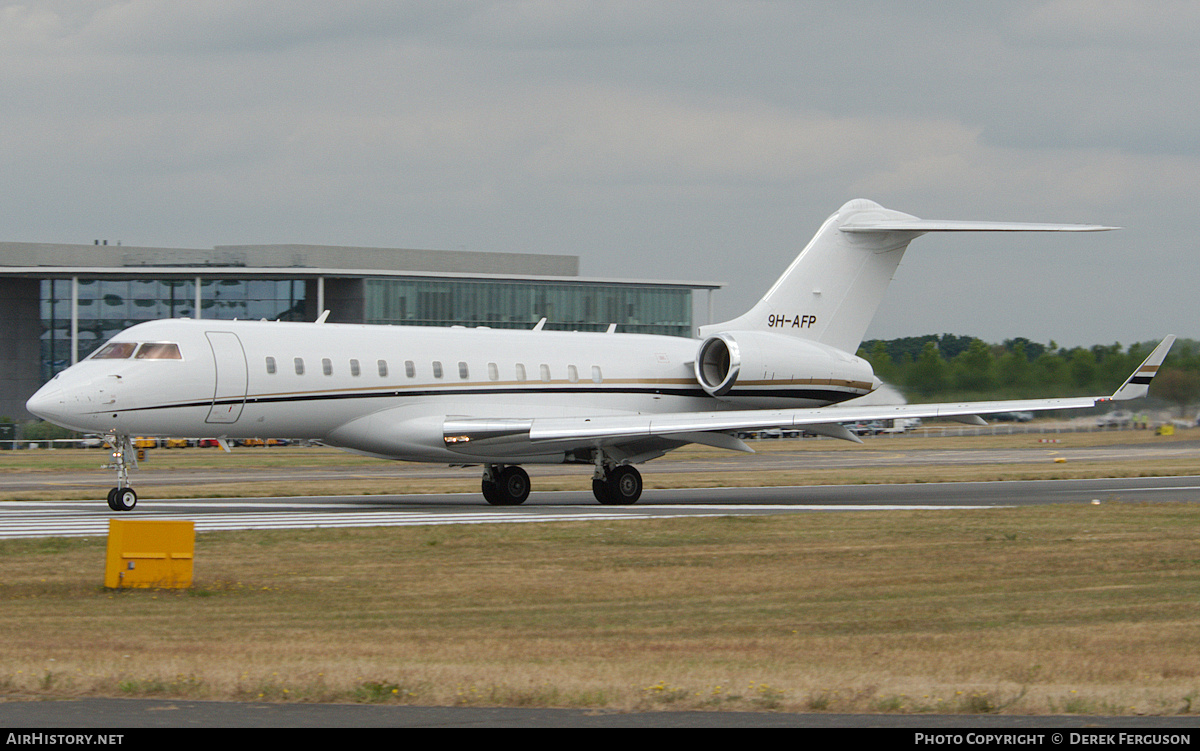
[857, 335, 1200, 414]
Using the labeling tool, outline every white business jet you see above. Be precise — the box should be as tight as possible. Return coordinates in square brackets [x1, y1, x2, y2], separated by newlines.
[26, 199, 1174, 511]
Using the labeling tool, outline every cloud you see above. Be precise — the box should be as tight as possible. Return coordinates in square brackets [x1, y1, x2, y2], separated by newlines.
[1, 1, 1196, 347]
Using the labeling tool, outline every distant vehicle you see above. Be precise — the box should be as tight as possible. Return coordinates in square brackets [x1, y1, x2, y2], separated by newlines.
[993, 412, 1033, 422]
[1097, 410, 1133, 428]
[849, 421, 886, 436]
[878, 417, 921, 434]
[739, 428, 801, 439]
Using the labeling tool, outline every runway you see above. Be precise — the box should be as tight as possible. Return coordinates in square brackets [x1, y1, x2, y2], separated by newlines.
[2, 475, 1197, 540]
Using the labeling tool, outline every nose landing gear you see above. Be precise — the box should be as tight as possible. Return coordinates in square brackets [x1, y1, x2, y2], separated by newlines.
[102, 435, 138, 511]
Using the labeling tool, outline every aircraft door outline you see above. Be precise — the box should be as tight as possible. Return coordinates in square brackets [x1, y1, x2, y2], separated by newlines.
[205, 331, 248, 424]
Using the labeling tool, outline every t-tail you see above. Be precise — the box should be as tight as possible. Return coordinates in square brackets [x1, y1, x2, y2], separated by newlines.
[699, 199, 1117, 354]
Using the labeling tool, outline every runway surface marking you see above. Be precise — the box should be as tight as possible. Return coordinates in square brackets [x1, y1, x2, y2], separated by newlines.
[0, 500, 997, 539]
[1089, 484, 1200, 492]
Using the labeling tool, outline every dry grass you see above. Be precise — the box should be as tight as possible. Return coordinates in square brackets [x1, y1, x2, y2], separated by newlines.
[2, 503, 1199, 715]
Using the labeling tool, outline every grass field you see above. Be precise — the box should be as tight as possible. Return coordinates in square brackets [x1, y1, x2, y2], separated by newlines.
[2, 429, 1199, 715]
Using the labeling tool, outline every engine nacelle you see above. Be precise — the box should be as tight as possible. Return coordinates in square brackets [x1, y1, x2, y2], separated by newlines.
[694, 331, 878, 407]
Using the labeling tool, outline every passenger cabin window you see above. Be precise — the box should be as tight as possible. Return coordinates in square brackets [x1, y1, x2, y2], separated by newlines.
[377, 360, 388, 377]
[458, 361, 469, 379]
[405, 360, 415, 378]
[135, 343, 182, 360]
[432, 361, 444, 379]
[294, 357, 305, 375]
[540, 364, 551, 382]
[567, 365, 579, 383]
[350, 359, 360, 377]
[488, 362, 499, 381]
[93, 342, 137, 359]
[515, 364, 526, 382]
[266, 357, 277, 374]
[322, 358, 332, 376]
[592, 366, 603, 384]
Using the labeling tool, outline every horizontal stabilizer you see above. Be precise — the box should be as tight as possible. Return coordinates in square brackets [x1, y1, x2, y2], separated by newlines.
[701, 199, 1119, 355]
[840, 219, 1118, 234]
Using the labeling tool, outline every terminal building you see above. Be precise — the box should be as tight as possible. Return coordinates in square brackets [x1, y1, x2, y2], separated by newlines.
[0, 241, 722, 420]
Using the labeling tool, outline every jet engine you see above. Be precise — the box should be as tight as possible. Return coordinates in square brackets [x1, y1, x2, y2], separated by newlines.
[693, 331, 878, 407]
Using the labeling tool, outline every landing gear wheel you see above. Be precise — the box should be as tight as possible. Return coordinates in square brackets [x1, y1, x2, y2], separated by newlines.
[593, 465, 642, 505]
[592, 478, 611, 504]
[107, 487, 137, 512]
[497, 466, 530, 505]
[482, 466, 530, 506]
[481, 478, 500, 505]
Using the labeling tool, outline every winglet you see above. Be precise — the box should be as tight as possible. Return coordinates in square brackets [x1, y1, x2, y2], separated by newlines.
[1109, 336, 1176, 401]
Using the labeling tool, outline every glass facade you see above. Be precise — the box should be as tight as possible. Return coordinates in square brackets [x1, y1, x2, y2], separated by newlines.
[38, 276, 694, 382]
[39, 279, 306, 380]
[363, 278, 692, 337]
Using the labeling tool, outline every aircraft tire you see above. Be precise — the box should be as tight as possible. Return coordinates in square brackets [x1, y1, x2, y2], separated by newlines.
[498, 466, 530, 505]
[109, 487, 137, 512]
[481, 479, 500, 505]
[594, 466, 641, 505]
[483, 466, 530, 506]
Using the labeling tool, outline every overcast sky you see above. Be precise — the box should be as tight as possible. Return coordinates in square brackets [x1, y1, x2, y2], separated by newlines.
[3, 1, 1197, 348]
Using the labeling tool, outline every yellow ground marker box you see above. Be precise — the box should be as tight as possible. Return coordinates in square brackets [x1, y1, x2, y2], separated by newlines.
[105, 520, 195, 589]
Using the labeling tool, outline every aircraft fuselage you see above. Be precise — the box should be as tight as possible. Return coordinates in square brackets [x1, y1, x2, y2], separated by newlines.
[28, 318, 876, 465]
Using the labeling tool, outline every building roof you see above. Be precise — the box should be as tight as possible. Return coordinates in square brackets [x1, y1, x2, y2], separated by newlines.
[0, 242, 722, 290]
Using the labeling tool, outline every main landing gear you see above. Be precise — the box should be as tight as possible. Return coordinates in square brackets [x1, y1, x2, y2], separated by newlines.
[592, 464, 642, 505]
[103, 435, 138, 512]
[479, 461, 644, 506]
[481, 464, 531, 506]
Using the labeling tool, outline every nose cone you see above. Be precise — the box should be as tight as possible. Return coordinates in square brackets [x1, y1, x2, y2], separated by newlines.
[26, 383, 67, 424]
[27, 380, 94, 432]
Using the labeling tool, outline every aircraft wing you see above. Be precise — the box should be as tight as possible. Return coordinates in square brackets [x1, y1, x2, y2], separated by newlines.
[521, 395, 1100, 447]
[443, 336, 1175, 455]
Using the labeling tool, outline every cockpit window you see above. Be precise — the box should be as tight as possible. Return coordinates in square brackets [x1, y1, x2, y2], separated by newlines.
[92, 342, 138, 359]
[135, 342, 182, 360]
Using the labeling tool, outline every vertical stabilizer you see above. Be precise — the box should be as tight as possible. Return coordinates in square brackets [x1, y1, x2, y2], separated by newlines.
[700, 199, 1116, 354]
[700, 200, 922, 353]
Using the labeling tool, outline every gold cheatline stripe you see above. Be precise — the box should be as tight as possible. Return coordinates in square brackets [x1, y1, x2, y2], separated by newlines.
[737, 379, 873, 390]
[242, 377, 871, 402]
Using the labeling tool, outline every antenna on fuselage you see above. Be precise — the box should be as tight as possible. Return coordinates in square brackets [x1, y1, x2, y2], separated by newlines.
[315, 310, 330, 324]
[532, 318, 547, 331]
